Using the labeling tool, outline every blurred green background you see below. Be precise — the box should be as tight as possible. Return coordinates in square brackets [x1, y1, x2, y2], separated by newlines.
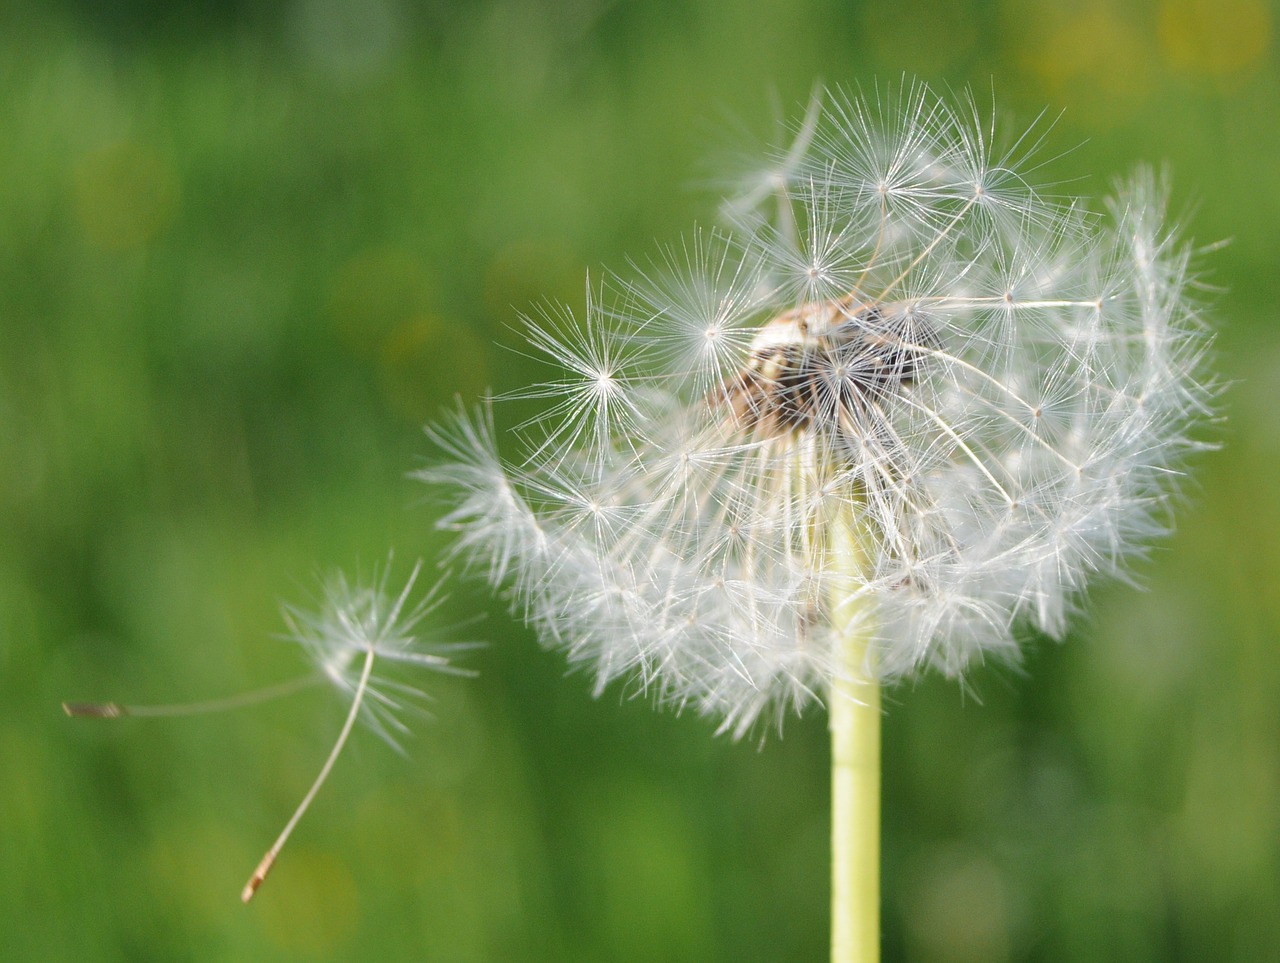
[2, 0, 1276, 960]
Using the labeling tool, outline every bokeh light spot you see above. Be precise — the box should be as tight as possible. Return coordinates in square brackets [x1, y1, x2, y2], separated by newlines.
[1159, 0, 1271, 76]
[483, 239, 582, 348]
[73, 141, 178, 251]
[378, 315, 489, 422]
[903, 846, 1012, 963]
[288, 0, 406, 85]
[255, 847, 359, 952]
[1008, 2, 1156, 124]
[328, 246, 434, 355]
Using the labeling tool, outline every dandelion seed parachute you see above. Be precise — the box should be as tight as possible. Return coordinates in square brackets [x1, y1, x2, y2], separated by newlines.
[66, 561, 474, 901]
[243, 562, 474, 901]
[421, 82, 1213, 738]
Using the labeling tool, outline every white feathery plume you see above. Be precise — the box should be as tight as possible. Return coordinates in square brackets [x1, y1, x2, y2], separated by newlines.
[421, 82, 1214, 740]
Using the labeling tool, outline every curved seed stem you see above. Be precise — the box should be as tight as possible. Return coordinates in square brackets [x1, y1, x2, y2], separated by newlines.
[242, 643, 376, 903]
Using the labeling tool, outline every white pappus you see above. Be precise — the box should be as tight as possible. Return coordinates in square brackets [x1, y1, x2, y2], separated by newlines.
[421, 82, 1215, 739]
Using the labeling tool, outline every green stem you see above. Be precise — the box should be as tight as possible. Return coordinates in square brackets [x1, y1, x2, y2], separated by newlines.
[828, 519, 881, 963]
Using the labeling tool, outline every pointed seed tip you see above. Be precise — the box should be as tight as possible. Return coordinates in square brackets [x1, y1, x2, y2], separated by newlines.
[241, 852, 276, 904]
[63, 701, 125, 719]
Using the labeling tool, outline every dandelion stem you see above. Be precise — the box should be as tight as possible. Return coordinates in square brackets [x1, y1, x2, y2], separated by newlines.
[241, 641, 377, 903]
[828, 515, 880, 963]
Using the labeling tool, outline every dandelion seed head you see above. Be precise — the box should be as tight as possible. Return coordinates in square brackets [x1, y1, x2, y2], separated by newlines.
[422, 82, 1215, 737]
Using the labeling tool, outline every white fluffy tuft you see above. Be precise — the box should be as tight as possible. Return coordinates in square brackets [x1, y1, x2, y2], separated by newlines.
[420, 83, 1215, 737]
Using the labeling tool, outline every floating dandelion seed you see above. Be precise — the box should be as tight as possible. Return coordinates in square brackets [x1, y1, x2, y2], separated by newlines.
[422, 83, 1214, 737]
[65, 561, 473, 902]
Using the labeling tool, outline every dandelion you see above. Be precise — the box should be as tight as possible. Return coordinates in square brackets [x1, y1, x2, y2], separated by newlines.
[65, 560, 472, 902]
[421, 81, 1214, 962]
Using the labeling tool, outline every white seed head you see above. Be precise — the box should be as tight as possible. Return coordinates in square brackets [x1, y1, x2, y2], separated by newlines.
[421, 83, 1215, 738]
